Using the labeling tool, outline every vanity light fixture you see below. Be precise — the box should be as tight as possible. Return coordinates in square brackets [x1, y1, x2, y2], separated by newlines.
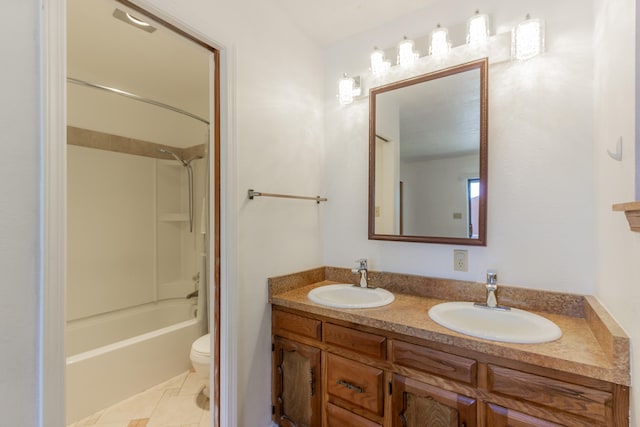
[512, 14, 545, 60]
[429, 24, 451, 56]
[370, 47, 391, 75]
[397, 36, 419, 67]
[467, 11, 490, 44]
[337, 73, 361, 105]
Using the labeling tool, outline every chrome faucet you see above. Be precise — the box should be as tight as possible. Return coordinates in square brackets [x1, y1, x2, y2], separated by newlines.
[485, 270, 498, 307]
[475, 269, 510, 311]
[186, 272, 200, 299]
[351, 259, 369, 288]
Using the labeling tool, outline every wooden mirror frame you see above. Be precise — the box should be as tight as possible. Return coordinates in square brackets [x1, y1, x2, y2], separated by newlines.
[368, 58, 488, 246]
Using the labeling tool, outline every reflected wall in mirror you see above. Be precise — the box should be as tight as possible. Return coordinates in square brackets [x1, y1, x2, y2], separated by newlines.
[369, 58, 488, 245]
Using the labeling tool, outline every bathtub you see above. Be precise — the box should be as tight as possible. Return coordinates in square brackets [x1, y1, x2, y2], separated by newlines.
[66, 299, 205, 424]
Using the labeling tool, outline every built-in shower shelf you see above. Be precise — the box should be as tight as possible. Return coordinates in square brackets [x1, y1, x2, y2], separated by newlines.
[159, 213, 189, 222]
[612, 201, 640, 232]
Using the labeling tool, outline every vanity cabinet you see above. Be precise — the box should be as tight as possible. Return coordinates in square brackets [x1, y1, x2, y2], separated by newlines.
[272, 311, 323, 427]
[271, 307, 629, 427]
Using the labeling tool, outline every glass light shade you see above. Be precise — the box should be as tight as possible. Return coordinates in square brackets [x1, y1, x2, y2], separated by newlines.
[512, 16, 545, 60]
[467, 12, 489, 44]
[397, 37, 418, 67]
[338, 75, 355, 105]
[429, 26, 450, 56]
[125, 12, 151, 27]
[370, 48, 390, 75]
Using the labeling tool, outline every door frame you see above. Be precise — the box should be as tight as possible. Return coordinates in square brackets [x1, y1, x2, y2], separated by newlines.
[41, 1, 237, 425]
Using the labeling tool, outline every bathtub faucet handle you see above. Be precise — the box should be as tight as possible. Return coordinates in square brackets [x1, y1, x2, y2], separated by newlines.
[186, 290, 199, 299]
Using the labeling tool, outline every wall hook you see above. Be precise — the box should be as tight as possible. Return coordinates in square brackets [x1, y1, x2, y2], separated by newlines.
[607, 137, 623, 161]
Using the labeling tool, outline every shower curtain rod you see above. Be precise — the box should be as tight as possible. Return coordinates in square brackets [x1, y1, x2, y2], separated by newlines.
[67, 77, 210, 125]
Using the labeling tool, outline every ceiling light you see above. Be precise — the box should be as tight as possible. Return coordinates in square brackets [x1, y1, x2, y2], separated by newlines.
[397, 36, 418, 67]
[112, 8, 157, 33]
[512, 14, 545, 60]
[370, 47, 391, 76]
[126, 13, 150, 27]
[467, 11, 490, 44]
[429, 25, 451, 56]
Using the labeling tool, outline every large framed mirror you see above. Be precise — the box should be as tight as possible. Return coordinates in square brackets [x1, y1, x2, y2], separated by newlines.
[368, 58, 488, 245]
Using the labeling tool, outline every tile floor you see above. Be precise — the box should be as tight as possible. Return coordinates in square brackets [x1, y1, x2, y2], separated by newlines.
[68, 370, 210, 427]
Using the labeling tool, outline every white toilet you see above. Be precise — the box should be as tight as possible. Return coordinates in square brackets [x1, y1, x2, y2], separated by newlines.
[190, 333, 211, 397]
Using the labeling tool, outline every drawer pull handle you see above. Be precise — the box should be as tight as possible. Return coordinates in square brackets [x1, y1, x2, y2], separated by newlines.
[337, 379, 364, 393]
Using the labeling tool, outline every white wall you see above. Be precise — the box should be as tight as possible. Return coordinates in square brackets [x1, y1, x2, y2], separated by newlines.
[593, 0, 639, 422]
[132, 1, 326, 426]
[401, 154, 478, 237]
[323, 0, 596, 292]
[0, 1, 42, 425]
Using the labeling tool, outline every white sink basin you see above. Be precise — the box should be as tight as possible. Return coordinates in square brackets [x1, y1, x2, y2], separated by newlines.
[428, 301, 562, 344]
[307, 284, 395, 309]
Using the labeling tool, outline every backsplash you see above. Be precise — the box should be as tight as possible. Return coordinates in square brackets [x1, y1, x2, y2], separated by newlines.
[269, 266, 585, 317]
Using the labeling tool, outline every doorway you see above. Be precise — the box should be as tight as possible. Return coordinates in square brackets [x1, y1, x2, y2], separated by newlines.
[467, 178, 480, 239]
[65, 0, 220, 424]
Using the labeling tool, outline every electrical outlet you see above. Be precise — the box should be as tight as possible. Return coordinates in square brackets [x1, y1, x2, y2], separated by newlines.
[453, 250, 468, 272]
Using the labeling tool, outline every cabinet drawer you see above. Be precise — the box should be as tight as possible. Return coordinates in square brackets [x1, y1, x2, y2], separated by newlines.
[326, 402, 382, 427]
[326, 353, 384, 417]
[391, 340, 477, 385]
[324, 323, 386, 360]
[486, 403, 565, 427]
[272, 309, 322, 342]
[487, 365, 613, 424]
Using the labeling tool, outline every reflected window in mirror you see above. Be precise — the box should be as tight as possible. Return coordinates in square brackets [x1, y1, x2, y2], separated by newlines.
[368, 58, 488, 245]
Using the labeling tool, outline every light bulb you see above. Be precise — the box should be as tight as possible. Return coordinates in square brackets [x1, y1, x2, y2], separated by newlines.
[467, 11, 490, 44]
[370, 47, 390, 75]
[397, 37, 418, 67]
[429, 25, 450, 56]
[338, 74, 355, 105]
[512, 14, 545, 60]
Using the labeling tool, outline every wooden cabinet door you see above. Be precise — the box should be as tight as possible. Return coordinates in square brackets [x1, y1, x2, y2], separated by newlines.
[272, 336, 322, 427]
[485, 403, 566, 427]
[391, 374, 477, 427]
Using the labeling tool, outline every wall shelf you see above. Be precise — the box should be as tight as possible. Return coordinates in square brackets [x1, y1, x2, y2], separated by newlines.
[612, 201, 640, 232]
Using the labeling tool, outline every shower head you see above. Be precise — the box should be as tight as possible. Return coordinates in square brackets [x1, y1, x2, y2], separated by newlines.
[157, 147, 189, 166]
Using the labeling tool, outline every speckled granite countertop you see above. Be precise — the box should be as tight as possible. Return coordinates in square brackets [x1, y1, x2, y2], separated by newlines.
[269, 267, 630, 386]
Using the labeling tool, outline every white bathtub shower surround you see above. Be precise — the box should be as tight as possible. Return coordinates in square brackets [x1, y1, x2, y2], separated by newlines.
[66, 299, 205, 424]
[66, 299, 198, 356]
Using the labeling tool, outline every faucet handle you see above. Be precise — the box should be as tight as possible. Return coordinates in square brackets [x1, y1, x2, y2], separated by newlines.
[486, 269, 497, 287]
